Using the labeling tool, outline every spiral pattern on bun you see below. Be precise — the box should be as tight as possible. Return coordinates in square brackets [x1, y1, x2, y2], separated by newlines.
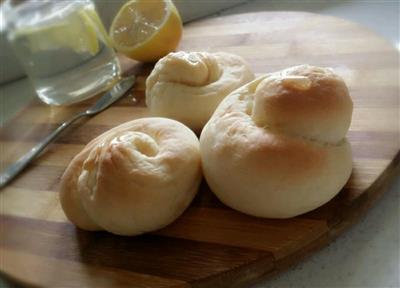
[200, 65, 353, 218]
[60, 118, 202, 235]
[146, 51, 255, 131]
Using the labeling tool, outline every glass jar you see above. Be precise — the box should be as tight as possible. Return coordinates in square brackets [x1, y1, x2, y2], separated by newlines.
[3, 0, 121, 105]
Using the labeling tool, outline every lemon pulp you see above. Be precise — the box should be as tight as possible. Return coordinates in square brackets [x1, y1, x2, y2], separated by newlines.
[110, 0, 182, 62]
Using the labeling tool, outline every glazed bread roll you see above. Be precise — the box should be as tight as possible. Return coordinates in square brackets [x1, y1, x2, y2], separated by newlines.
[146, 51, 255, 131]
[200, 65, 353, 218]
[60, 118, 202, 235]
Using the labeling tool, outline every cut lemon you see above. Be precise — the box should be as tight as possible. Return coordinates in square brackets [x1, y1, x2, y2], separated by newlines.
[76, 8, 100, 55]
[13, 6, 104, 56]
[81, 7, 112, 48]
[110, 0, 182, 62]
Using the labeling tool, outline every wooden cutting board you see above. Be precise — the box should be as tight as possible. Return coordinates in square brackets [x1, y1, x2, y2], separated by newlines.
[1, 12, 399, 288]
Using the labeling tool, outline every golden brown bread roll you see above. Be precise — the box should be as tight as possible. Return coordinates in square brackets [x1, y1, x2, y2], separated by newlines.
[145, 51, 255, 132]
[200, 65, 353, 218]
[60, 117, 202, 235]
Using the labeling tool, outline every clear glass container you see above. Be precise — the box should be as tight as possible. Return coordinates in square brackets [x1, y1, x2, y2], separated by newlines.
[3, 0, 121, 105]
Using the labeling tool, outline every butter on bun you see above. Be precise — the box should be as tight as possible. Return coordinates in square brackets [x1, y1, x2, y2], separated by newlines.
[200, 65, 353, 218]
[60, 118, 202, 235]
[146, 51, 255, 132]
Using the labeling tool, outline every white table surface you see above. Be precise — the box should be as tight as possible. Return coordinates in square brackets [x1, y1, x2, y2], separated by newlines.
[0, 1, 398, 287]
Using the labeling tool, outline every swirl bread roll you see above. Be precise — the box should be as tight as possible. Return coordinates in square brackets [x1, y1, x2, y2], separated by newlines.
[60, 118, 202, 235]
[146, 51, 255, 132]
[200, 65, 353, 218]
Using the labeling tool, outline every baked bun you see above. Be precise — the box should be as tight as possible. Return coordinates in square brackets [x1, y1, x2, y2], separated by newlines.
[60, 118, 202, 235]
[146, 51, 255, 132]
[200, 65, 353, 218]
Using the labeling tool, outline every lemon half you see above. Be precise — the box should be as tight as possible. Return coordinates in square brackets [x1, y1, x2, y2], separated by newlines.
[110, 0, 182, 62]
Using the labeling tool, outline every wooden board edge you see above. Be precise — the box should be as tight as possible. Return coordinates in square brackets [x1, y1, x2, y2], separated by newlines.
[191, 254, 275, 288]
[329, 150, 400, 238]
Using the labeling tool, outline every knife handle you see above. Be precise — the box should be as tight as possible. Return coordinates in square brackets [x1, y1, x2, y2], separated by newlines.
[0, 112, 86, 189]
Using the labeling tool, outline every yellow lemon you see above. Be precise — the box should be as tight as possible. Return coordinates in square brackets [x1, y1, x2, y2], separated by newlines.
[14, 6, 104, 56]
[110, 0, 182, 62]
[81, 8, 112, 48]
[76, 8, 100, 55]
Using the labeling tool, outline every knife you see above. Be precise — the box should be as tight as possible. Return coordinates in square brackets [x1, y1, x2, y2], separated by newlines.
[0, 75, 136, 189]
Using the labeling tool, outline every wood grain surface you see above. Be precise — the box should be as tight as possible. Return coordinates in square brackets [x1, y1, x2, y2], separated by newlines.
[1, 12, 399, 288]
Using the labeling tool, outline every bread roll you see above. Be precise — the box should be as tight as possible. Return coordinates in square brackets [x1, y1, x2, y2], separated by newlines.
[146, 51, 255, 132]
[60, 118, 202, 235]
[200, 65, 353, 218]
